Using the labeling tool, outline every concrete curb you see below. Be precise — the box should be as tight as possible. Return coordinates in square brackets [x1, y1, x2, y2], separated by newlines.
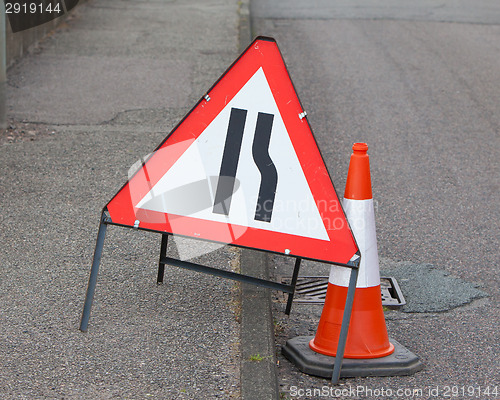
[238, 0, 252, 52]
[239, 0, 279, 400]
[240, 250, 279, 400]
[238, 3, 279, 398]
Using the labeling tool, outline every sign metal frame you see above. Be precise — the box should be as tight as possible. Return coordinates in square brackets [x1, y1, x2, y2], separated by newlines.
[79, 36, 360, 384]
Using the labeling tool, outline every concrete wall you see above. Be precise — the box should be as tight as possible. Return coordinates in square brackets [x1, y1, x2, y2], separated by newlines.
[5, 2, 85, 68]
[6, 16, 58, 67]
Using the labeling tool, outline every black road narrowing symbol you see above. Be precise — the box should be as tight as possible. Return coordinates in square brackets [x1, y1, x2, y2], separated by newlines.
[212, 108, 247, 216]
[213, 107, 278, 222]
[252, 112, 277, 222]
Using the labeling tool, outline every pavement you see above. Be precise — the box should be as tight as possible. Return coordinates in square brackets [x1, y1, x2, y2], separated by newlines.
[0, 0, 279, 399]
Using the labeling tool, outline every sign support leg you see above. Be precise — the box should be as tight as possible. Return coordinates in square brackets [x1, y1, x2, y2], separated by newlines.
[331, 266, 358, 384]
[285, 257, 301, 315]
[157, 234, 169, 284]
[80, 213, 108, 332]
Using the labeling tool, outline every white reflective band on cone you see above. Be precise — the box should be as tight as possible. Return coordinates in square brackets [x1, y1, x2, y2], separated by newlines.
[328, 198, 380, 288]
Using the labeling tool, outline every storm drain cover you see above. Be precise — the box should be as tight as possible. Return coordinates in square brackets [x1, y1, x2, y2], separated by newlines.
[280, 276, 406, 309]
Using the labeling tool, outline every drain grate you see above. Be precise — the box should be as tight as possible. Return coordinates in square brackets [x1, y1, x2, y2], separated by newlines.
[380, 276, 406, 308]
[280, 276, 406, 309]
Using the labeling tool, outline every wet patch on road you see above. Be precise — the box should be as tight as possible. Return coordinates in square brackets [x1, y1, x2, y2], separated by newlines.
[379, 258, 487, 313]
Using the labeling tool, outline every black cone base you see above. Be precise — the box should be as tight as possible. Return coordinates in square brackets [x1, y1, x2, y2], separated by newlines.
[282, 336, 423, 379]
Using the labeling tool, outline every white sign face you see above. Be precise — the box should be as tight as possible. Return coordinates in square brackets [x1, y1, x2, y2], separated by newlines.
[136, 68, 329, 241]
[106, 37, 359, 265]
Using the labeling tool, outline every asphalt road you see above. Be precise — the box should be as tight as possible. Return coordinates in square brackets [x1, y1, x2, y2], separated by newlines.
[251, 1, 499, 399]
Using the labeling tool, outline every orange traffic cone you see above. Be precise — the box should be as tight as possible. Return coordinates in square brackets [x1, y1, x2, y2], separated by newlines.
[309, 143, 394, 359]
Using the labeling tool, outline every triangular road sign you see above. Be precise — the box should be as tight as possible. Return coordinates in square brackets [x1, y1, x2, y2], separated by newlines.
[106, 36, 358, 265]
